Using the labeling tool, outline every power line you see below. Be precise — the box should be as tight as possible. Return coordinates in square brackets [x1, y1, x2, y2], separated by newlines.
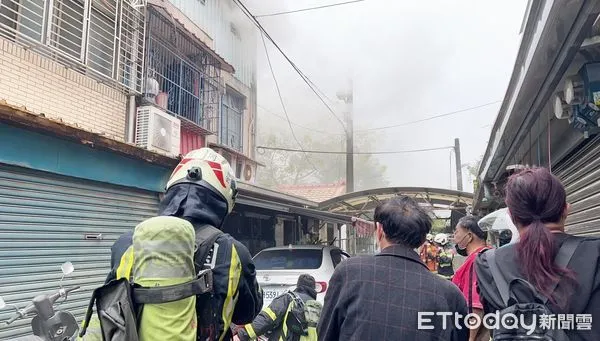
[233, 0, 347, 132]
[354, 100, 502, 132]
[257, 145, 454, 155]
[260, 31, 321, 176]
[256, 0, 366, 18]
[258, 104, 343, 135]
[260, 100, 501, 135]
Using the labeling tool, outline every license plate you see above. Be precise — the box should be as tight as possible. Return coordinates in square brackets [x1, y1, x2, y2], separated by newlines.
[263, 290, 284, 300]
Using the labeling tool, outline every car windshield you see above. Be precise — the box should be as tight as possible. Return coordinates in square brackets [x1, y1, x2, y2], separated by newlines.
[253, 249, 323, 270]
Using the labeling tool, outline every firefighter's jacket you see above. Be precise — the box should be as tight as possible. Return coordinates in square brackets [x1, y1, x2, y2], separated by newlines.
[106, 183, 263, 341]
[437, 248, 455, 279]
[237, 288, 315, 341]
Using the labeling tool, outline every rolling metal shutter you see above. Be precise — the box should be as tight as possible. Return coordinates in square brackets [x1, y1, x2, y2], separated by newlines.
[0, 164, 159, 339]
[554, 136, 600, 236]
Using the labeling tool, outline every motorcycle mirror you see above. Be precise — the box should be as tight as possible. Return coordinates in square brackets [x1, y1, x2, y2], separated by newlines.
[59, 262, 74, 289]
[61, 262, 74, 276]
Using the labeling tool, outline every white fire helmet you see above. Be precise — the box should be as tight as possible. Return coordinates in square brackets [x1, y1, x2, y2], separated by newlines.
[434, 233, 448, 246]
[166, 148, 238, 213]
[426, 233, 434, 242]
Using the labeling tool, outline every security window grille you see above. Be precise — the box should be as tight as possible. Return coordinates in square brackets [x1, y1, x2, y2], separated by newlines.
[221, 89, 244, 152]
[0, 0, 145, 93]
[144, 8, 222, 133]
[87, 0, 117, 77]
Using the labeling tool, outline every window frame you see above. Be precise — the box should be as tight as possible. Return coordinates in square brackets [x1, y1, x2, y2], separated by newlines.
[0, 0, 145, 93]
[220, 88, 244, 152]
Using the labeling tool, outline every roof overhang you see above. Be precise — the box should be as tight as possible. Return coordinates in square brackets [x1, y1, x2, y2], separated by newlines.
[147, 1, 235, 74]
[475, 0, 600, 210]
[0, 102, 179, 168]
[237, 181, 318, 207]
[235, 184, 352, 224]
[208, 142, 265, 167]
[319, 187, 473, 219]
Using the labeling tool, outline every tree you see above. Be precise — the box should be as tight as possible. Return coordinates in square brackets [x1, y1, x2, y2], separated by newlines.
[464, 155, 483, 192]
[255, 130, 389, 191]
[465, 155, 483, 179]
[431, 219, 447, 234]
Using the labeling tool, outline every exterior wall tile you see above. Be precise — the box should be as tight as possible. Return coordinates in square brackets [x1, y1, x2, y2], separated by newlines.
[0, 39, 127, 141]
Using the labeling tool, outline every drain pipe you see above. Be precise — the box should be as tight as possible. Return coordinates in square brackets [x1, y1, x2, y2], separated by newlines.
[125, 95, 136, 143]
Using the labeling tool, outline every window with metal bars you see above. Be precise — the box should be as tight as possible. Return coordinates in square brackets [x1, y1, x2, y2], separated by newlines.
[143, 7, 222, 133]
[0, 0, 145, 93]
[221, 88, 244, 152]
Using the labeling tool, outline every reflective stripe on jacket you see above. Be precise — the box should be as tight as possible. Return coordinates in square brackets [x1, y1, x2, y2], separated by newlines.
[107, 222, 263, 341]
[238, 290, 313, 341]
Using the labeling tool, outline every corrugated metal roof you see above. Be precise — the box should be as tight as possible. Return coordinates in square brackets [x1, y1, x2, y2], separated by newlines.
[277, 181, 346, 203]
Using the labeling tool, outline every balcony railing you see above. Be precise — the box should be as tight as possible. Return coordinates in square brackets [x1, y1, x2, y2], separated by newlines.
[143, 8, 221, 134]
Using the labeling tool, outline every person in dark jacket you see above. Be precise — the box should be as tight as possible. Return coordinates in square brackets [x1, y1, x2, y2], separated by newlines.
[107, 148, 263, 341]
[235, 274, 318, 341]
[318, 196, 469, 341]
[475, 167, 600, 341]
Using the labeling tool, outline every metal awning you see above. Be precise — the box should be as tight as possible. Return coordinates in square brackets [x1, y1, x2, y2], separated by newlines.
[236, 196, 290, 213]
[236, 197, 352, 224]
[319, 187, 473, 219]
[475, 0, 600, 210]
[288, 206, 352, 224]
[237, 182, 317, 207]
[236, 196, 352, 224]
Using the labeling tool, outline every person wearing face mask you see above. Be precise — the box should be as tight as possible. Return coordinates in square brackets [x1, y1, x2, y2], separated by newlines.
[451, 216, 492, 341]
[318, 196, 469, 341]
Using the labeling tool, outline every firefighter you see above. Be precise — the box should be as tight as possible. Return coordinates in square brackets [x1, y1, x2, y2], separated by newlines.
[434, 233, 454, 280]
[106, 148, 263, 341]
[235, 274, 321, 341]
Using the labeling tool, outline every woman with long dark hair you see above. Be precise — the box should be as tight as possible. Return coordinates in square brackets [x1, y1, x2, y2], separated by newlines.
[475, 167, 600, 340]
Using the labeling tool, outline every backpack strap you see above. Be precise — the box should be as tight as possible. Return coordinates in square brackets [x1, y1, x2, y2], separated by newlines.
[133, 225, 223, 304]
[487, 236, 583, 307]
[133, 269, 214, 304]
[287, 291, 305, 307]
[468, 247, 489, 313]
[194, 225, 224, 273]
[485, 250, 510, 307]
[80, 280, 104, 336]
[541, 236, 583, 304]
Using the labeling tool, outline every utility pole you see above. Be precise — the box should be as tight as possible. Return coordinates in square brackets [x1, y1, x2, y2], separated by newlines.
[345, 104, 354, 193]
[454, 138, 463, 191]
[337, 81, 354, 193]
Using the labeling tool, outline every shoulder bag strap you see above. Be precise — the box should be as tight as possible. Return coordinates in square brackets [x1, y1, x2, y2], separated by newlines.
[487, 237, 583, 306]
[468, 260, 474, 314]
[194, 225, 224, 273]
[541, 236, 583, 304]
[485, 249, 511, 307]
[468, 248, 490, 313]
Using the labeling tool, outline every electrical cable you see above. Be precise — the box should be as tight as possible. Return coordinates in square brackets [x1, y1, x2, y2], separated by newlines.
[260, 31, 321, 176]
[258, 104, 343, 135]
[233, 0, 347, 132]
[261, 100, 501, 135]
[354, 100, 502, 132]
[255, 0, 366, 18]
[256, 145, 454, 155]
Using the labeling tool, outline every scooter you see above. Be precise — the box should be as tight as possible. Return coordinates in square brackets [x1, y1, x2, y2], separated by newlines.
[0, 262, 80, 341]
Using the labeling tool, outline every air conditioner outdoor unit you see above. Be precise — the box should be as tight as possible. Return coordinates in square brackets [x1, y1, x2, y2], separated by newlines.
[242, 161, 256, 183]
[135, 106, 181, 157]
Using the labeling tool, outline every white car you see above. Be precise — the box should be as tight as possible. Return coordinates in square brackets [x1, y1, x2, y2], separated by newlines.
[253, 245, 351, 308]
